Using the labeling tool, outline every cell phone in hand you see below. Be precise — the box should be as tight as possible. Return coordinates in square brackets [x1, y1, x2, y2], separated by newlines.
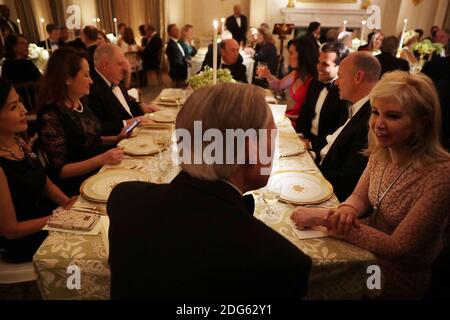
[125, 120, 141, 135]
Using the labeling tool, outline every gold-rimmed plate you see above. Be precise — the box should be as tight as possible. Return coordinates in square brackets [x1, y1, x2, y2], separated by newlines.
[279, 139, 306, 157]
[147, 110, 177, 123]
[270, 171, 333, 205]
[118, 136, 163, 156]
[80, 169, 149, 203]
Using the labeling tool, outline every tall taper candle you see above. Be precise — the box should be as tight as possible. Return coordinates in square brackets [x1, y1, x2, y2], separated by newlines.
[398, 19, 408, 52]
[221, 18, 225, 36]
[113, 18, 118, 36]
[343, 20, 348, 32]
[361, 20, 367, 45]
[213, 20, 219, 85]
[40, 18, 49, 50]
[17, 19, 23, 34]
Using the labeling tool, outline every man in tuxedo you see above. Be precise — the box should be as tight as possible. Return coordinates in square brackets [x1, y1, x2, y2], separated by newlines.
[201, 39, 247, 83]
[225, 5, 248, 46]
[0, 4, 19, 35]
[318, 52, 380, 201]
[376, 36, 410, 76]
[37, 24, 64, 53]
[89, 44, 157, 136]
[296, 42, 350, 154]
[108, 83, 312, 299]
[306, 21, 321, 50]
[81, 26, 99, 72]
[165, 24, 188, 88]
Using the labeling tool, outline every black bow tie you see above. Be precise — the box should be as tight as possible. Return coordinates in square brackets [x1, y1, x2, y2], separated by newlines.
[111, 83, 118, 90]
[242, 194, 255, 215]
[321, 82, 334, 91]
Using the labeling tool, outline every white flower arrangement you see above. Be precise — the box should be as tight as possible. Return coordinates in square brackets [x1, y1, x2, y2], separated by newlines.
[28, 43, 49, 73]
[187, 67, 236, 90]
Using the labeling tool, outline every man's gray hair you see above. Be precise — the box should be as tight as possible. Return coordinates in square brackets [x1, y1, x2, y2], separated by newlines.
[94, 43, 120, 67]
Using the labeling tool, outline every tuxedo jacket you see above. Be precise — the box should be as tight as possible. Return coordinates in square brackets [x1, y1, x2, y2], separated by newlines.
[225, 15, 248, 44]
[165, 39, 188, 81]
[142, 33, 163, 71]
[108, 171, 312, 300]
[201, 44, 247, 83]
[376, 52, 410, 76]
[86, 45, 98, 72]
[88, 69, 143, 136]
[319, 101, 371, 202]
[296, 79, 349, 152]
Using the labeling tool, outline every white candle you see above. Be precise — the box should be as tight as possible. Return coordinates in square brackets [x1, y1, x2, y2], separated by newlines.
[361, 20, 367, 45]
[40, 18, 49, 50]
[17, 19, 23, 34]
[398, 18, 408, 52]
[213, 20, 218, 85]
[113, 18, 118, 36]
[93, 18, 97, 28]
[221, 18, 225, 36]
[97, 18, 101, 30]
[343, 20, 348, 32]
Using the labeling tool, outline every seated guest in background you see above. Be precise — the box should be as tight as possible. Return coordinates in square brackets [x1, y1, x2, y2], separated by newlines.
[67, 29, 87, 51]
[415, 28, 424, 42]
[296, 42, 349, 153]
[358, 31, 383, 54]
[119, 27, 139, 53]
[166, 24, 188, 88]
[376, 36, 410, 76]
[337, 31, 354, 52]
[0, 79, 76, 263]
[179, 24, 197, 61]
[108, 83, 312, 299]
[81, 25, 99, 71]
[97, 30, 110, 45]
[435, 29, 449, 56]
[38, 48, 125, 196]
[399, 31, 419, 68]
[37, 23, 63, 53]
[259, 37, 318, 126]
[89, 44, 157, 137]
[2, 34, 41, 83]
[201, 38, 247, 83]
[245, 27, 259, 51]
[317, 52, 380, 201]
[60, 26, 70, 45]
[252, 27, 278, 88]
[292, 71, 450, 299]
[141, 24, 163, 86]
[2, 34, 42, 114]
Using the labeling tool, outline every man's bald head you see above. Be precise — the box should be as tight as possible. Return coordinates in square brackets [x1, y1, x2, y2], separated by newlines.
[94, 44, 127, 85]
[220, 39, 240, 65]
[234, 5, 242, 16]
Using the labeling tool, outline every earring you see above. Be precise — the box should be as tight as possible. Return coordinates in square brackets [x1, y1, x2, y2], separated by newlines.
[66, 82, 70, 86]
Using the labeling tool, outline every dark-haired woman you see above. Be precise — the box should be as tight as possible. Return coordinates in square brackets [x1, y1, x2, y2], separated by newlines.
[258, 36, 319, 126]
[38, 48, 125, 196]
[0, 79, 75, 263]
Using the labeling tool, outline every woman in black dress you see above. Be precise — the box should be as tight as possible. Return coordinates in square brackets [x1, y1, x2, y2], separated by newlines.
[252, 27, 278, 88]
[0, 79, 75, 263]
[38, 48, 126, 196]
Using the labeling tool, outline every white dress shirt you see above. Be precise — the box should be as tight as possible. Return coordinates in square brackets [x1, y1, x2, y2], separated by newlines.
[235, 16, 242, 28]
[311, 78, 337, 136]
[170, 37, 185, 57]
[319, 96, 369, 164]
[96, 69, 133, 126]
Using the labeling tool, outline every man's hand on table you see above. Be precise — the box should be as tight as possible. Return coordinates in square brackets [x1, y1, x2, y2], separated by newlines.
[140, 102, 160, 114]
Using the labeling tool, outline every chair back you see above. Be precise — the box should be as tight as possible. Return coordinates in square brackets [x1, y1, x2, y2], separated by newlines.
[0, 257, 37, 284]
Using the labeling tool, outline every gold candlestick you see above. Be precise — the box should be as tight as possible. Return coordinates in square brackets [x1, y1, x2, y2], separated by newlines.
[287, 0, 295, 8]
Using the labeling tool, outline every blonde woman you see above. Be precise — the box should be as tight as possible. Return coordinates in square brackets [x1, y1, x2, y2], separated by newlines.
[291, 71, 450, 299]
[400, 30, 420, 68]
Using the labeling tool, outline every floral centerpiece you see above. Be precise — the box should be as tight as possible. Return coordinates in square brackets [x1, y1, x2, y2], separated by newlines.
[413, 39, 444, 61]
[28, 43, 50, 73]
[188, 67, 236, 90]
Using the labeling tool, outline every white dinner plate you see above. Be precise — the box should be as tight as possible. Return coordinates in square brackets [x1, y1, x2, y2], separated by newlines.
[147, 110, 178, 123]
[81, 169, 149, 203]
[270, 171, 334, 205]
[118, 136, 162, 156]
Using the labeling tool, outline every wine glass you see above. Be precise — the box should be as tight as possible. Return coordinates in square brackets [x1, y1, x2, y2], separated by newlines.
[256, 62, 269, 80]
[263, 181, 282, 216]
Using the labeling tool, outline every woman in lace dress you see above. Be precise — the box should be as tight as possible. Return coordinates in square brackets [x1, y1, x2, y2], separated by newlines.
[37, 48, 126, 196]
[291, 71, 450, 299]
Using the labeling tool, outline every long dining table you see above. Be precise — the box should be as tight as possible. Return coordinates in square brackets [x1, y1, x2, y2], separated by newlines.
[32, 90, 377, 300]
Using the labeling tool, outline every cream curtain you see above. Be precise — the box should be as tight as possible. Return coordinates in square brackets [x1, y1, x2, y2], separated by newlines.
[48, 0, 65, 27]
[96, 0, 114, 33]
[14, 0, 40, 42]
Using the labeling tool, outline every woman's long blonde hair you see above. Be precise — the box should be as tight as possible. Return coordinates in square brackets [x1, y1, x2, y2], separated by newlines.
[367, 71, 450, 166]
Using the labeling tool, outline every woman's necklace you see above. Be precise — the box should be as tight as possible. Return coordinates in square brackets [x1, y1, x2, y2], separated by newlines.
[0, 137, 25, 161]
[373, 160, 414, 216]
